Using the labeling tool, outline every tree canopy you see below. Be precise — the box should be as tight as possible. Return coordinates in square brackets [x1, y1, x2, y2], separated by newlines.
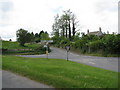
[52, 9, 79, 40]
[16, 28, 50, 45]
[16, 28, 32, 46]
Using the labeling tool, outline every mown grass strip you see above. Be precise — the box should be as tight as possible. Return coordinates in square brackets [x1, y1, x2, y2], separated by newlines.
[2, 55, 118, 88]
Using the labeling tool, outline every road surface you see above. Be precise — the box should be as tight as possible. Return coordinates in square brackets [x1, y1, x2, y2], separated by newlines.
[2, 70, 54, 88]
[18, 47, 119, 72]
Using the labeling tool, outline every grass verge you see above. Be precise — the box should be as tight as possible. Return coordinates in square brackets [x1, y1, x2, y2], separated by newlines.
[2, 55, 118, 88]
[2, 50, 45, 55]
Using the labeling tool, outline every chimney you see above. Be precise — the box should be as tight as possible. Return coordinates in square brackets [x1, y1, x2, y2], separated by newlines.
[87, 29, 89, 34]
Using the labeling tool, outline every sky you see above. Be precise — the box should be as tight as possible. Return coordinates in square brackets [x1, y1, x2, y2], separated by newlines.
[0, 0, 119, 41]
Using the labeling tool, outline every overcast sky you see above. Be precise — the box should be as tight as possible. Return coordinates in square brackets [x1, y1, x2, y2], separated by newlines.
[0, 0, 119, 41]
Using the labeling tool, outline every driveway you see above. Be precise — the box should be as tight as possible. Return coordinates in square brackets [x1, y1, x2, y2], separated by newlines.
[18, 47, 119, 72]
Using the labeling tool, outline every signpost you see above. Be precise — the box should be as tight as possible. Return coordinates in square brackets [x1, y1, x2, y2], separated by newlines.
[66, 46, 70, 61]
[41, 40, 53, 43]
[42, 40, 53, 59]
[44, 44, 48, 59]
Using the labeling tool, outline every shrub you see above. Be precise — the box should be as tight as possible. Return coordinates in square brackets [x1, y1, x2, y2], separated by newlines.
[88, 40, 103, 52]
[102, 34, 120, 54]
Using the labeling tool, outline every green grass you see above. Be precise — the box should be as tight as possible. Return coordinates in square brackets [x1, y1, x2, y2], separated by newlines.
[2, 41, 46, 55]
[2, 41, 40, 49]
[2, 55, 118, 88]
[2, 50, 44, 55]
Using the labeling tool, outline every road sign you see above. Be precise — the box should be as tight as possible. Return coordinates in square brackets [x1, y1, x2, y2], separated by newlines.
[44, 45, 47, 48]
[41, 40, 47, 42]
[66, 46, 70, 51]
[47, 40, 53, 43]
[41, 40, 53, 43]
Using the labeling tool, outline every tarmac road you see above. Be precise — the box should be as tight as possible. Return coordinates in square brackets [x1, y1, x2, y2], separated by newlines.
[18, 47, 119, 72]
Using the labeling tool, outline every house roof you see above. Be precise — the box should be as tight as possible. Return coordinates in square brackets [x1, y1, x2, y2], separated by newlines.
[88, 31, 100, 35]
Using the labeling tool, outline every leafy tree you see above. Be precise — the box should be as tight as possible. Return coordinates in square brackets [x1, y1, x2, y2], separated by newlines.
[34, 33, 40, 43]
[26, 32, 33, 42]
[9, 39, 12, 41]
[35, 33, 39, 38]
[52, 14, 60, 37]
[40, 32, 50, 40]
[63, 9, 72, 39]
[71, 14, 79, 37]
[102, 34, 120, 54]
[52, 9, 79, 40]
[39, 30, 44, 37]
[16, 28, 32, 46]
[30, 32, 35, 42]
[88, 40, 103, 53]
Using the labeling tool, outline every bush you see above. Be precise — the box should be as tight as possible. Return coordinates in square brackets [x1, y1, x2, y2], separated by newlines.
[102, 34, 120, 54]
[51, 34, 120, 56]
[73, 40, 88, 53]
[88, 40, 103, 52]
[35, 45, 51, 53]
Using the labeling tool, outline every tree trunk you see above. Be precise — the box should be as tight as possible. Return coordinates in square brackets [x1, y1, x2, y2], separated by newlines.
[72, 21, 76, 37]
[65, 20, 68, 38]
[62, 25, 65, 37]
[68, 20, 71, 39]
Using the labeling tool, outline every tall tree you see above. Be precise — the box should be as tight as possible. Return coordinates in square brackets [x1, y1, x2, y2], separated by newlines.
[34, 33, 40, 43]
[52, 14, 60, 37]
[35, 33, 39, 38]
[71, 14, 79, 37]
[60, 16, 65, 37]
[52, 9, 80, 40]
[40, 31, 50, 40]
[39, 30, 44, 37]
[31, 32, 35, 42]
[64, 9, 72, 39]
[16, 28, 32, 46]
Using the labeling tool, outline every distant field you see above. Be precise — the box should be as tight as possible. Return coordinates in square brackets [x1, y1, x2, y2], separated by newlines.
[2, 41, 40, 49]
[2, 41, 46, 55]
[2, 55, 118, 88]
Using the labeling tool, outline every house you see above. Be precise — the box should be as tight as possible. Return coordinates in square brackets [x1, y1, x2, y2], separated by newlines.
[87, 27, 103, 36]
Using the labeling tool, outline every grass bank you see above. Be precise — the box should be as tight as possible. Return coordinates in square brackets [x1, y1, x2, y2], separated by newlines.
[2, 55, 118, 88]
[2, 41, 47, 55]
[2, 41, 40, 49]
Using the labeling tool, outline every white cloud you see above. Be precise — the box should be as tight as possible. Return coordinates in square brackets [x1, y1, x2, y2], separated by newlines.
[0, 0, 118, 41]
